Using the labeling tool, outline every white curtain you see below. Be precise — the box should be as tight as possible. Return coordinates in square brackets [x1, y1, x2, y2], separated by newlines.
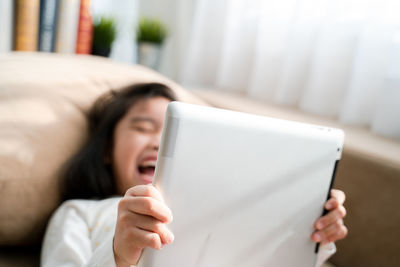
[177, 0, 400, 138]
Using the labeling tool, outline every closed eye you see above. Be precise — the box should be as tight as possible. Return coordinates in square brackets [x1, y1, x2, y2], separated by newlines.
[130, 117, 159, 133]
[132, 125, 154, 133]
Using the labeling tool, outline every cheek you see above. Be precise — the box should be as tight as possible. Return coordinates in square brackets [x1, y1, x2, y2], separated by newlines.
[113, 134, 144, 178]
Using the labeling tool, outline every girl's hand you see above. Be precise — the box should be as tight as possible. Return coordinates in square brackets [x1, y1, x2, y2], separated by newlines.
[113, 185, 174, 267]
[312, 189, 348, 245]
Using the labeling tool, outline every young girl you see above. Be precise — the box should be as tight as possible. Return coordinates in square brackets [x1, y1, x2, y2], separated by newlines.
[41, 83, 347, 267]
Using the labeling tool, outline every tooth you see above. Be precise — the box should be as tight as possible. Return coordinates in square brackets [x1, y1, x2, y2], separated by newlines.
[141, 161, 156, 167]
[140, 163, 155, 168]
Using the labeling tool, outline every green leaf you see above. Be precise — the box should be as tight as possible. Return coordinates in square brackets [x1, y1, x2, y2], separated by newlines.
[92, 16, 117, 48]
[136, 17, 168, 44]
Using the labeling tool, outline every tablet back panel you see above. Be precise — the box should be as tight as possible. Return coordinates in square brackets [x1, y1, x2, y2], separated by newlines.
[138, 102, 344, 267]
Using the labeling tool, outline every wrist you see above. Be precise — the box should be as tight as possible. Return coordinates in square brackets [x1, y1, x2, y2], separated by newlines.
[113, 237, 130, 267]
[114, 255, 130, 267]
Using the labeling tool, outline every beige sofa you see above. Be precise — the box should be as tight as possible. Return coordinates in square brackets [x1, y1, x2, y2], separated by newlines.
[1, 52, 399, 267]
[0, 52, 205, 266]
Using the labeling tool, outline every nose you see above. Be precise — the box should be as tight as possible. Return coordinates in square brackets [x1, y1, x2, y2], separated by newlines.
[151, 141, 159, 151]
[149, 131, 162, 151]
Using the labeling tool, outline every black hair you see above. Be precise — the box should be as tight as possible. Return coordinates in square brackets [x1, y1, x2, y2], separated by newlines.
[61, 83, 177, 200]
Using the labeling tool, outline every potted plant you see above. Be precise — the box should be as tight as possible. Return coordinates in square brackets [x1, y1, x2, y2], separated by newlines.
[136, 16, 168, 70]
[92, 17, 117, 57]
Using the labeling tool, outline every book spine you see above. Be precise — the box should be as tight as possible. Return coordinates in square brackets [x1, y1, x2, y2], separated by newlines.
[54, 0, 80, 53]
[0, 0, 14, 52]
[75, 0, 93, 54]
[38, 0, 59, 52]
[14, 0, 40, 51]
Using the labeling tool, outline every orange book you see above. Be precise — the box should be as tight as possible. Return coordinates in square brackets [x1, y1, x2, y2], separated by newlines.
[14, 0, 40, 51]
[75, 0, 93, 54]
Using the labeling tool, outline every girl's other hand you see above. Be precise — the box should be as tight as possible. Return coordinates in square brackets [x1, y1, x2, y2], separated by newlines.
[312, 189, 348, 245]
[113, 185, 174, 267]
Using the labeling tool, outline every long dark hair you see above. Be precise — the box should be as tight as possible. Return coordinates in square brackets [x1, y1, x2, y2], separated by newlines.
[61, 83, 177, 201]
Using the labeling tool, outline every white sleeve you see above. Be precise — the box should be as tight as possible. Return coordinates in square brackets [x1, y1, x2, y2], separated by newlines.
[86, 234, 117, 267]
[315, 242, 336, 267]
[40, 201, 117, 267]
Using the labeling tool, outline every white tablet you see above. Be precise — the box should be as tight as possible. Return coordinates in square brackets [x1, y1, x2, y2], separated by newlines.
[138, 102, 344, 267]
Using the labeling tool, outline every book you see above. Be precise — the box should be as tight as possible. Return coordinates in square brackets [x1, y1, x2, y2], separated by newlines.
[14, 0, 40, 51]
[75, 0, 93, 54]
[0, 0, 13, 52]
[54, 0, 80, 53]
[38, 0, 59, 52]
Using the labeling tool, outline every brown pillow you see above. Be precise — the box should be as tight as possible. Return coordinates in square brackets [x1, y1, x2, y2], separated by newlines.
[0, 52, 206, 245]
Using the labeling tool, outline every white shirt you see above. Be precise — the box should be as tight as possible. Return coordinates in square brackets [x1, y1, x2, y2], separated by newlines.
[41, 198, 336, 267]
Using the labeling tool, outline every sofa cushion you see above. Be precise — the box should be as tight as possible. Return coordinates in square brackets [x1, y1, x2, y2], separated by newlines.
[0, 52, 206, 245]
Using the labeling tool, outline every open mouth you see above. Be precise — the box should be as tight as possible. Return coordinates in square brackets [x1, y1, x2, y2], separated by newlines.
[138, 164, 155, 176]
[137, 159, 157, 183]
[137, 156, 157, 184]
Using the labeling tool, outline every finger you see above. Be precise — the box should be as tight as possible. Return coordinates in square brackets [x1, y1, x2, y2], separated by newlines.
[331, 189, 345, 205]
[312, 218, 343, 242]
[125, 185, 164, 202]
[325, 189, 345, 210]
[324, 224, 348, 245]
[132, 214, 174, 245]
[120, 196, 173, 223]
[314, 205, 347, 230]
[130, 227, 164, 250]
[324, 197, 339, 210]
[313, 222, 348, 245]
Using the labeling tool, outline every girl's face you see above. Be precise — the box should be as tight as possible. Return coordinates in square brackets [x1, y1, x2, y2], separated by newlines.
[112, 96, 170, 195]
